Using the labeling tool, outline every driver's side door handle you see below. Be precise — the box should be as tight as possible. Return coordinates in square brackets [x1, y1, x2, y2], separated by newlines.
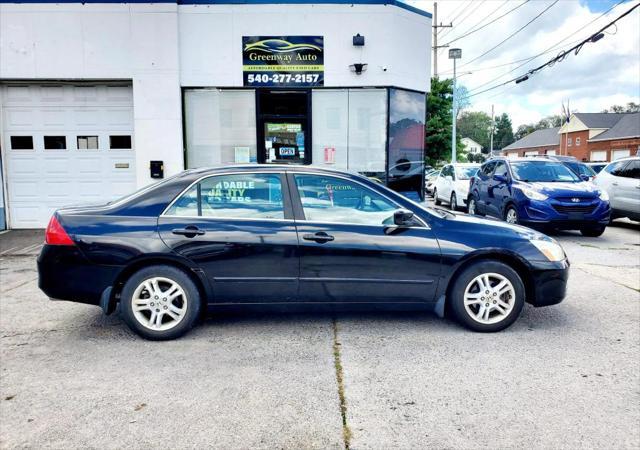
[172, 226, 206, 238]
[303, 232, 335, 243]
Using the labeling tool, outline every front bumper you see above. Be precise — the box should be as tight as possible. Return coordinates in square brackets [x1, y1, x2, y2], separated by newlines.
[38, 245, 121, 306]
[527, 259, 570, 307]
[518, 198, 610, 229]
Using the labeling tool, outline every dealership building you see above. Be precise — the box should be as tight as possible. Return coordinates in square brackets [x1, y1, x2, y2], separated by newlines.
[0, 0, 432, 229]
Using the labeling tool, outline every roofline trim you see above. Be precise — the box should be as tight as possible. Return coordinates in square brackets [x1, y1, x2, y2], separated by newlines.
[0, 0, 433, 17]
[588, 134, 640, 143]
[502, 143, 560, 151]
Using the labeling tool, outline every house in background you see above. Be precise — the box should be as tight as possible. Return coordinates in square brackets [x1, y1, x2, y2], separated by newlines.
[501, 127, 560, 158]
[501, 113, 639, 161]
[461, 137, 482, 155]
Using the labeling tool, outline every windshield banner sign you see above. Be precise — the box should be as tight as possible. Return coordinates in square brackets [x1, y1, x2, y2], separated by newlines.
[242, 36, 324, 87]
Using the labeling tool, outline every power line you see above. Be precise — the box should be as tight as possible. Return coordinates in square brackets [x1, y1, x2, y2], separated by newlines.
[439, 1, 481, 40]
[441, 0, 530, 47]
[460, 0, 560, 68]
[464, 0, 628, 94]
[462, 1, 640, 100]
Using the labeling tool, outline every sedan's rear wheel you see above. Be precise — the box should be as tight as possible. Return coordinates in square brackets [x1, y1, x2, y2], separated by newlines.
[449, 261, 525, 332]
[121, 265, 201, 340]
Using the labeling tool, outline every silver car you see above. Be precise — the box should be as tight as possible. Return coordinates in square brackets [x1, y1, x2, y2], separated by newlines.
[594, 156, 640, 221]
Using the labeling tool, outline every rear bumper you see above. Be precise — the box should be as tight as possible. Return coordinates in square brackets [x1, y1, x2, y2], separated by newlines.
[38, 245, 121, 306]
[527, 259, 570, 307]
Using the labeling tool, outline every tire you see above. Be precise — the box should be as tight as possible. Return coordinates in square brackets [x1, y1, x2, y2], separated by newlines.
[504, 205, 519, 225]
[450, 192, 458, 211]
[468, 195, 483, 216]
[434, 189, 442, 206]
[120, 265, 201, 340]
[449, 260, 526, 332]
[580, 225, 606, 237]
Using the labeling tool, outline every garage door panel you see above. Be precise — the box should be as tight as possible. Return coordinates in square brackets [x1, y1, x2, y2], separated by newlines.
[3, 83, 135, 228]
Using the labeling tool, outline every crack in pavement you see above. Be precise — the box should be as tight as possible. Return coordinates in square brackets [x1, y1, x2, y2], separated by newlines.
[0, 277, 38, 294]
[332, 318, 351, 450]
[574, 267, 640, 293]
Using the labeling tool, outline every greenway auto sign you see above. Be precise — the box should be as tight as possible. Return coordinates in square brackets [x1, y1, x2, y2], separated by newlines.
[242, 36, 324, 87]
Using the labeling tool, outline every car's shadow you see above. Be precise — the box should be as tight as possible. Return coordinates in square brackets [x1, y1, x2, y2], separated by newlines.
[70, 302, 571, 341]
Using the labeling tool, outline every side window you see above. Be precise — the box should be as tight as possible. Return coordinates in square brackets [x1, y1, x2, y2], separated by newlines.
[165, 173, 285, 219]
[494, 161, 508, 177]
[294, 174, 401, 226]
[439, 166, 448, 177]
[606, 161, 629, 176]
[618, 161, 640, 179]
[481, 161, 497, 177]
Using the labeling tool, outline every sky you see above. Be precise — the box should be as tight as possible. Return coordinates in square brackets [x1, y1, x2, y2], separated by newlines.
[405, 0, 640, 128]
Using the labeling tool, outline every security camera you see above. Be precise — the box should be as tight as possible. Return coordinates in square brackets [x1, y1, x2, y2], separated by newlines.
[381, 66, 388, 72]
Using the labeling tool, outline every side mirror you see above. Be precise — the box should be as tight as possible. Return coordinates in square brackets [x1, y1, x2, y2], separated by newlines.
[580, 174, 590, 182]
[393, 209, 415, 226]
[493, 174, 508, 183]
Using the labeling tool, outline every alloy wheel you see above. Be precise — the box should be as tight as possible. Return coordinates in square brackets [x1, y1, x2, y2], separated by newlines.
[468, 198, 476, 215]
[506, 208, 518, 224]
[451, 193, 457, 210]
[131, 277, 188, 331]
[463, 272, 515, 324]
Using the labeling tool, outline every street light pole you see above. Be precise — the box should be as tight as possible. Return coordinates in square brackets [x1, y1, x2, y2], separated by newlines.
[449, 48, 462, 163]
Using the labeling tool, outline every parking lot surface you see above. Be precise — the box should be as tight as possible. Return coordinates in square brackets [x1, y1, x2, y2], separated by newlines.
[1, 215, 639, 449]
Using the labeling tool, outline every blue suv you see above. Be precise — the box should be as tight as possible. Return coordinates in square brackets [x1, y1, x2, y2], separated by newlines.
[468, 157, 611, 236]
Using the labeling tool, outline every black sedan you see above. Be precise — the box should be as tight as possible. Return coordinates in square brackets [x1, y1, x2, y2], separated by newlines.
[38, 165, 569, 340]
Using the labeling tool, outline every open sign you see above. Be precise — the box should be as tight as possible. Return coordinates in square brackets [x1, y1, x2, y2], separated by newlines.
[279, 147, 296, 156]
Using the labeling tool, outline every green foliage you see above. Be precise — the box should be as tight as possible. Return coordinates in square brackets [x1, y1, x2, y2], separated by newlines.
[494, 113, 514, 150]
[601, 102, 639, 113]
[467, 153, 487, 163]
[457, 111, 492, 150]
[426, 77, 462, 165]
[514, 114, 564, 140]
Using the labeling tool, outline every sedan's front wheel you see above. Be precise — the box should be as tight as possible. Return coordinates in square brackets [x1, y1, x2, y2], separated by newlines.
[449, 261, 525, 332]
[120, 265, 201, 340]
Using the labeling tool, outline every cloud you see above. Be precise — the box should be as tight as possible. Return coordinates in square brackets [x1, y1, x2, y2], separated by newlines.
[409, 0, 640, 127]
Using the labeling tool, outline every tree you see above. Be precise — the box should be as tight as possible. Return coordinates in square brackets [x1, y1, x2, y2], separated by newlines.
[425, 77, 462, 165]
[514, 114, 565, 141]
[457, 111, 492, 150]
[494, 113, 514, 150]
[602, 102, 640, 113]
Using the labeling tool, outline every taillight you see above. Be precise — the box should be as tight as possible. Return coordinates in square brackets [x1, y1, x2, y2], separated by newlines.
[45, 215, 75, 246]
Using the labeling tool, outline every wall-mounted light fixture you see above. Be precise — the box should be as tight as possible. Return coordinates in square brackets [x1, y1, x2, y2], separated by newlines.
[349, 63, 368, 75]
[353, 33, 365, 46]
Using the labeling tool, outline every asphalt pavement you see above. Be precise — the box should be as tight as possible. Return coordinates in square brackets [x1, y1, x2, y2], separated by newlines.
[1, 216, 639, 449]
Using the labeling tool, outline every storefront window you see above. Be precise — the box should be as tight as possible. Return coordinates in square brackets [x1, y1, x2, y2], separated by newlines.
[184, 89, 257, 167]
[311, 88, 386, 177]
[388, 88, 426, 200]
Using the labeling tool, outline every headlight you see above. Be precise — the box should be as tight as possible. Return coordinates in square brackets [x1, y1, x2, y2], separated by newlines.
[530, 239, 565, 262]
[519, 187, 548, 201]
[598, 190, 609, 201]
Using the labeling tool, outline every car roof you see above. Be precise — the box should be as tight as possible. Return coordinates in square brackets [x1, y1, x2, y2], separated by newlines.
[181, 164, 373, 179]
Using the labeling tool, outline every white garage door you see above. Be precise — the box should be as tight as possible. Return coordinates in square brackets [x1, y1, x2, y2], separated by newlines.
[1, 84, 136, 228]
[611, 149, 630, 160]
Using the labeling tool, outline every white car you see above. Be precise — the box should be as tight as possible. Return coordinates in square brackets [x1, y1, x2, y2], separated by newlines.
[594, 156, 640, 222]
[433, 163, 481, 211]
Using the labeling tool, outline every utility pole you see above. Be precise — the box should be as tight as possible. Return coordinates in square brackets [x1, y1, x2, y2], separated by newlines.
[432, 2, 452, 77]
[490, 104, 495, 155]
[449, 48, 462, 163]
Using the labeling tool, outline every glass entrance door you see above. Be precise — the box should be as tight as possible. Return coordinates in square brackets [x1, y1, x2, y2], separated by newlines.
[257, 90, 310, 164]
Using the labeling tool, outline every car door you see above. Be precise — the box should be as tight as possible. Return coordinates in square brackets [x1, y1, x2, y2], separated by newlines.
[487, 161, 511, 217]
[476, 161, 497, 216]
[158, 171, 299, 303]
[290, 172, 441, 303]
[611, 160, 640, 214]
[439, 165, 453, 200]
[434, 166, 448, 201]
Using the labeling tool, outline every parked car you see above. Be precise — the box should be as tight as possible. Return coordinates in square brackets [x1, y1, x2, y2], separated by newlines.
[38, 165, 569, 339]
[425, 170, 440, 196]
[540, 155, 597, 181]
[468, 157, 611, 236]
[587, 162, 607, 174]
[593, 156, 640, 222]
[433, 163, 481, 210]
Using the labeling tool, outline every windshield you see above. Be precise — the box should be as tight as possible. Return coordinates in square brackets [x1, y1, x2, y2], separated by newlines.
[511, 161, 581, 182]
[456, 166, 480, 180]
[566, 162, 595, 178]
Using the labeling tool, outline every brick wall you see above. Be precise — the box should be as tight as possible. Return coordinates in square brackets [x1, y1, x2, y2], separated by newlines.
[587, 138, 640, 161]
[559, 130, 590, 160]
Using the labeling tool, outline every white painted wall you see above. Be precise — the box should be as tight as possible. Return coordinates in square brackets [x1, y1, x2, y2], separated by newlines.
[1, 2, 431, 189]
[0, 3, 184, 187]
[178, 4, 431, 92]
